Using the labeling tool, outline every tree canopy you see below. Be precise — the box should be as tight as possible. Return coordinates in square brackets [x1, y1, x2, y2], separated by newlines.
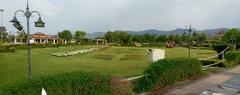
[58, 30, 73, 43]
[75, 30, 86, 44]
[222, 28, 240, 44]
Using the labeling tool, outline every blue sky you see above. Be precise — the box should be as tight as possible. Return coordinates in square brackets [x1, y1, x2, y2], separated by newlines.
[1, 0, 240, 34]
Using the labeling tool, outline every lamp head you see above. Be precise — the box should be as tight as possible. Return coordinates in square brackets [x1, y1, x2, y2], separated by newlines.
[10, 16, 20, 23]
[35, 17, 45, 27]
[10, 16, 23, 31]
[12, 22, 23, 31]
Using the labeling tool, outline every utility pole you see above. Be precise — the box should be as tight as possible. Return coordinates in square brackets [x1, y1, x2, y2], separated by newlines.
[10, 0, 45, 80]
[0, 9, 3, 26]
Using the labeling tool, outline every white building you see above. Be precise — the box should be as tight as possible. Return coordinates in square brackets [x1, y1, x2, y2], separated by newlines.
[15, 32, 62, 44]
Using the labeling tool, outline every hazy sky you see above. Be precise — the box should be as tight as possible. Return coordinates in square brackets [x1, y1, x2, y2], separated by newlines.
[1, 0, 240, 34]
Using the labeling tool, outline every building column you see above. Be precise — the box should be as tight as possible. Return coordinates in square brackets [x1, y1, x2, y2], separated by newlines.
[46, 39, 48, 44]
[31, 38, 35, 44]
[96, 39, 99, 46]
[20, 39, 22, 44]
[53, 39, 56, 44]
[14, 38, 17, 44]
[105, 40, 108, 45]
[40, 39, 42, 44]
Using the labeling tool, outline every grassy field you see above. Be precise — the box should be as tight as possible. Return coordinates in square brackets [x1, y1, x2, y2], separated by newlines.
[0, 45, 216, 88]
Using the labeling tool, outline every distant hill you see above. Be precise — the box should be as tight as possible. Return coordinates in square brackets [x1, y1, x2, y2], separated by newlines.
[86, 28, 230, 38]
[128, 28, 229, 36]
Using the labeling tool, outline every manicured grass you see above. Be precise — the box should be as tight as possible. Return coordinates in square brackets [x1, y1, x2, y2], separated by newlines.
[0, 46, 216, 88]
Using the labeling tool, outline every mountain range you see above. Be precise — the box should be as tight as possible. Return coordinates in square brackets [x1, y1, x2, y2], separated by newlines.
[86, 28, 230, 38]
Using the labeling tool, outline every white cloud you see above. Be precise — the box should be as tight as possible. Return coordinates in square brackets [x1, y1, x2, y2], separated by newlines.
[2, 0, 240, 34]
[30, 0, 61, 16]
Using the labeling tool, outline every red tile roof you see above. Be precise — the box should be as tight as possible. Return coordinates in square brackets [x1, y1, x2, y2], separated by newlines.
[31, 32, 58, 39]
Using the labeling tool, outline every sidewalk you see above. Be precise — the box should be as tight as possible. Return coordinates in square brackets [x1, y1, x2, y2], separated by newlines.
[146, 65, 240, 95]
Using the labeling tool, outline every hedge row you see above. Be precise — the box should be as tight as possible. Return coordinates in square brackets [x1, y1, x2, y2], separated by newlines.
[1, 72, 133, 95]
[0, 46, 15, 52]
[134, 58, 203, 93]
[212, 44, 229, 59]
[224, 51, 240, 67]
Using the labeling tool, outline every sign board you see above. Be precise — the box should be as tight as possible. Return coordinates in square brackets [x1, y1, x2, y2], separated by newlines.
[148, 49, 165, 63]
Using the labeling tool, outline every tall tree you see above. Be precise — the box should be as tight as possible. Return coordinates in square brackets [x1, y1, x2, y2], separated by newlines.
[192, 32, 207, 45]
[7, 35, 15, 43]
[75, 30, 86, 44]
[104, 31, 114, 43]
[156, 35, 167, 43]
[143, 33, 157, 44]
[58, 30, 73, 43]
[133, 35, 145, 44]
[222, 28, 240, 44]
[0, 26, 8, 42]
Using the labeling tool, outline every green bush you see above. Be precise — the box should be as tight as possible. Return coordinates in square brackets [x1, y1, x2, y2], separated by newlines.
[203, 43, 213, 47]
[224, 51, 240, 67]
[134, 58, 203, 93]
[213, 44, 229, 59]
[1, 72, 130, 95]
[228, 44, 236, 51]
[0, 46, 15, 52]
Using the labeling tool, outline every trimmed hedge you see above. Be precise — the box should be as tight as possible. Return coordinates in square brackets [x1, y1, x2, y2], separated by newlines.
[134, 58, 203, 93]
[1, 72, 133, 95]
[0, 46, 15, 52]
[224, 51, 240, 67]
[213, 44, 228, 59]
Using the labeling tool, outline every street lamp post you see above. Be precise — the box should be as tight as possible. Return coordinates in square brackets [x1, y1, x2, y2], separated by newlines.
[0, 9, 4, 26]
[10, 0, 45, 80]
[184, 25, 194, 58]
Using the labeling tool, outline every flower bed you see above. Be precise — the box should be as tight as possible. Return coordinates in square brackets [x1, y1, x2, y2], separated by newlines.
[51, 48, 98, 57]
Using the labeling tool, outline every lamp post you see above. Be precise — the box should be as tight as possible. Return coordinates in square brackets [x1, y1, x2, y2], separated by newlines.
[10, 0, 45, 80]
[0, 9, 3, 26]
[184, 25, 195, 58]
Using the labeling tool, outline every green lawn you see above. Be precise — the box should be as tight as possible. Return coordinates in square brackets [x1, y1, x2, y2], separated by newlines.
[0, 45, 216, 88]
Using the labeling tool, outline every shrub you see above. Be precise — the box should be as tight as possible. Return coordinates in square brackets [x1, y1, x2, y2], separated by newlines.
[224, 51, 240, 67]
[0, 46, 15, 52]
[203, 43, 213, 47]
[213, 44, 229, 59]
[1, 72, 134, 95]
[134, 58, 203, 93]
[228, 44, 236, 51]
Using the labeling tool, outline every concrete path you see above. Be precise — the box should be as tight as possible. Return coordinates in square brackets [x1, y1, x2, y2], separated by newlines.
[146, 65, 240, 95]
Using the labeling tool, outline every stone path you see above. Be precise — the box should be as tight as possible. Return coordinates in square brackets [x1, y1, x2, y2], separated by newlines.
[146, 65, 240, 95]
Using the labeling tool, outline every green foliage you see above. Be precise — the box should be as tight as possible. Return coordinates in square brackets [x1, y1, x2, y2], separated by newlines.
[104, 31, 131, 44]
[0, 46, 15, 52]
[192, 32, 207, 45]
[6, 35, 15, 43]
[203, 43, 213, 47]
[134, 58, 203, 93]
[222, 28, 240, 44]
[1, 72, 113, 95]
[228, 44, 236, 51]
[224, 51, 240, 67]
[58, 30, 73, 43]
[156, 35, 167, 43]
[0, 26, 8, 41]
[213, 44, 228, 59]
[142, 34, 157, 44]
[75, 30, 86, 44]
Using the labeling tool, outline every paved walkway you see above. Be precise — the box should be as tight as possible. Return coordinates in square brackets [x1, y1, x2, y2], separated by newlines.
[146, 65, 240, 95]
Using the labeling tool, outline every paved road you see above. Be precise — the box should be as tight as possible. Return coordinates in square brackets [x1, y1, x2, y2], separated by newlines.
[145, 65, 240, 95]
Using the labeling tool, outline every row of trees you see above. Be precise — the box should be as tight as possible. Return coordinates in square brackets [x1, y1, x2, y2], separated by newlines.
[222, 28, 240, 45]
[0, 27, 16, 44]
[103, 30, 207, 45]
[58, 30, 86, 44]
